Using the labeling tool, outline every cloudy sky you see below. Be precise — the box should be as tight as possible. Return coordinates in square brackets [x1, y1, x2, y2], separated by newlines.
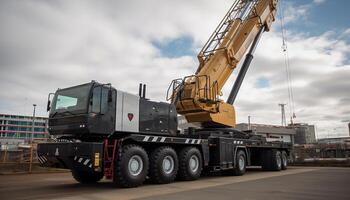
[0, 0, 349, 138]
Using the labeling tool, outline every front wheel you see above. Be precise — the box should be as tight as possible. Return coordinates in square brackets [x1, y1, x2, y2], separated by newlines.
[72, 170, 104, 184]
[114, 144, 149, 188]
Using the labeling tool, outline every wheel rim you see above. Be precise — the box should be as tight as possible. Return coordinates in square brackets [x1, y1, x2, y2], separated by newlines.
[128, 155, 143, 176]
[238, 155, 245, 171]
[162, 155, 175, 174]
[283, 155, 287, 167]
[277, 154, 282, 168]
[189, 155, 199, 173]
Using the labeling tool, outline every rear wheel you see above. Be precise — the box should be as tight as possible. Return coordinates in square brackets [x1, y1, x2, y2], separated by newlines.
[281, 151, 288, 170]
[72, 170, 103, 184]
[261, 149, 282, 171]
[233, 150, 246, 176]
[114, 144, 149, 188]
[178, 147, 202, 181]
[149, 146, 178, 184]
[273, 150, 282, 171]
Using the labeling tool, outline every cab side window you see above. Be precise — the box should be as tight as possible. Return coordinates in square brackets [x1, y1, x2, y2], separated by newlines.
[101, 88, 109, 114]
[91, 86, 109, 114]
[92, 87, 101, 113]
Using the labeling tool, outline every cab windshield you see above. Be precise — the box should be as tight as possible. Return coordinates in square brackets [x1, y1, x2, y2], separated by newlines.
[51, 84, 91, 114]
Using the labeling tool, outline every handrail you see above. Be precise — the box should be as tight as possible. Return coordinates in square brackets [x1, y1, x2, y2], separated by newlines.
[197, 0, 258, 67]
[167, 75, 218, 103]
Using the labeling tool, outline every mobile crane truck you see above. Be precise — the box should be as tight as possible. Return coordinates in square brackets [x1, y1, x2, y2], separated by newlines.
[38, 0, 291, 188]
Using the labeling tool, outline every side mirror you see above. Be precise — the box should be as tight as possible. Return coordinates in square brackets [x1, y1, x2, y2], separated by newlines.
[46, 100, 51, 112]
[47, 93, 54, 112]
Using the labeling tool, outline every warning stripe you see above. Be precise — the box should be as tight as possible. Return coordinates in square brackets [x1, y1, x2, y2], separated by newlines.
[73, 157, 93, 168]
[38, 156, 43, 164]
[140, 135, 202, 145]
[160, 137, 166, 142]
[83, 159, 90, 165]
[152, 136, 158, 142]
[38, 156, 47, 164]
[143, 136, 150, 142]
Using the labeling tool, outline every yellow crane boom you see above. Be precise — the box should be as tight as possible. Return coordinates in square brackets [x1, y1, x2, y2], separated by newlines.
[167, 0, 278, 127]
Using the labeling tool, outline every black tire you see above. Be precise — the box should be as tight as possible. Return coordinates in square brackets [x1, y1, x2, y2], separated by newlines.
[72, 170, 103, 184]
[114, 144, 149, 188]
[261, 149, 282, 171]
[233, 150, 246, 176]
[149, 146, 178, 184]
[281, 151, 288, 170]
[178, 147, 202, 181]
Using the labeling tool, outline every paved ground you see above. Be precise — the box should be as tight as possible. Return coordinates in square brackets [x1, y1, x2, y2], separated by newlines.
[0, 167, 349, 200]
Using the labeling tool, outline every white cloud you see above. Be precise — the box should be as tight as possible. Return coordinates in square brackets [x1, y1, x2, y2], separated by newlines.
[224, 30, 350, 139]
[279, 0, 326, 25]
[282, 3, 311, 24]
[313, 0, 326, 5]
[0, 0, 349, 138]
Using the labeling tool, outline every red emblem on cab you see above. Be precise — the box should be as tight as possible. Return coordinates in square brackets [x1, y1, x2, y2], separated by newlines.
[127, 113, 134, 121]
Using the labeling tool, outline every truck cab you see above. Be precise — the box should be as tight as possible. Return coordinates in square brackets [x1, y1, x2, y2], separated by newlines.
[47, 81, 178, 140]
[48, 82, 116, 139]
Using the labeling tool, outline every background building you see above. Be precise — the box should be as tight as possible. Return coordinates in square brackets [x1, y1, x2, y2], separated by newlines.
[317, 137, 350, 144]
[178, 116, 296, 144]
[290, 123, 316, 144]
[0, 114, 49, 148]
[235, 123, 296, 144]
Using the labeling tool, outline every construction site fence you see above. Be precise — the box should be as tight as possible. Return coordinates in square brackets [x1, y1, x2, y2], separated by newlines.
[0, 144, 43, 173]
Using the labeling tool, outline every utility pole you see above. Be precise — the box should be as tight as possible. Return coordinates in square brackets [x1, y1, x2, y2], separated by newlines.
[31, 104, 36, 143]
[278, 103, 287, 126]
[248, 115, 251, 130]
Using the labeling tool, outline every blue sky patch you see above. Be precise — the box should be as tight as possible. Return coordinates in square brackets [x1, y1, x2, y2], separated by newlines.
[255, 77, 270, 89]
[153, 36, 196, 58]
[283, 0, 350, 37]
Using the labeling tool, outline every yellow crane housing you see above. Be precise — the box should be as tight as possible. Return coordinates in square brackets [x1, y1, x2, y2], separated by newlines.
[167, 0, 278, 127]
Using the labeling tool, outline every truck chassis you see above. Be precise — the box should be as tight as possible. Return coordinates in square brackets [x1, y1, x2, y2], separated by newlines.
[38, 129, 291, 187]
